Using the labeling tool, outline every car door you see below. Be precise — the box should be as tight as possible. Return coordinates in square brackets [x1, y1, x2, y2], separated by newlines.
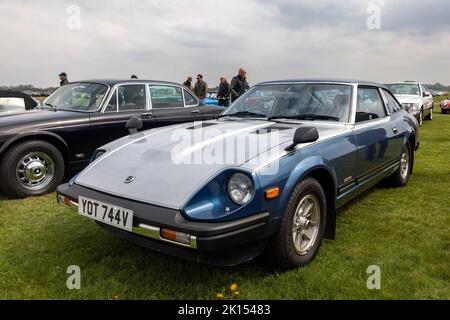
[353, 86, 401, 184]
[149, 84, 205, 126]
[89, 83, 156, 154]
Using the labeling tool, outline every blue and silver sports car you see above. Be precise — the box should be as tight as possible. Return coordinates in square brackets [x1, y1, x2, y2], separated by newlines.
[56, 79, 419, 269]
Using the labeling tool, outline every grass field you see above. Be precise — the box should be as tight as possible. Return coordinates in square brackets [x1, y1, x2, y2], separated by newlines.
[0, 100, 449, 300]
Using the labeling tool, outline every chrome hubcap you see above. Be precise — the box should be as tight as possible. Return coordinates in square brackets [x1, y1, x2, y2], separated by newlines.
[16, 152, 55, 191]
[400, 150, 409, 179]
[292, 194, 320, 255]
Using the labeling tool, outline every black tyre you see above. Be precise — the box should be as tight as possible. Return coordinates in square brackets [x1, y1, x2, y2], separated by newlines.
[388, 141, 412, 187]
[0, 140, 65, 198]
[418, 109, 423, 126]
[425, 107, 433, 120]
[264, 177, 326, 269]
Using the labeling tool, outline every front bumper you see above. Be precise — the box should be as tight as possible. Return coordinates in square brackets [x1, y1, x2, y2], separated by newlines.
[56, 183, 279, 266]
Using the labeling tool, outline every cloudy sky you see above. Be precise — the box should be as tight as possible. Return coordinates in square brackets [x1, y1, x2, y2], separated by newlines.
[1, 0, 449, 87]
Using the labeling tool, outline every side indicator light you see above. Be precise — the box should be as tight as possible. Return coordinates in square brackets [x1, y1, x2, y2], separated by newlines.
[160, 228, 192, 245]
[265, 187, 280, 199]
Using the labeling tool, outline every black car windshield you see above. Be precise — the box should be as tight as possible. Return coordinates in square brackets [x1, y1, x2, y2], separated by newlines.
[44, 83, 109, 111]
[385, 83, 420, 96]
[221, 83, 352, 122]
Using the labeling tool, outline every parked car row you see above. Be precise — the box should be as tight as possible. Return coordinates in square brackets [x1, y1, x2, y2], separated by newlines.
[45, 78, 419, 268]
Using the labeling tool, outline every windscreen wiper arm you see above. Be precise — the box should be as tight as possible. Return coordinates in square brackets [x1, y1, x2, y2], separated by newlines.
[269, 114, 340, 121]
[217, 111, 268, 119]
[44, 103, 58, 111]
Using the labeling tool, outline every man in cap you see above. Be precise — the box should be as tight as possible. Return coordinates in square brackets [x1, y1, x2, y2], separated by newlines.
[58, 72, 69, 86]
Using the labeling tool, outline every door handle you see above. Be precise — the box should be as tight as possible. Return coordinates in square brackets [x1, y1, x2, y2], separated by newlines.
[392, 127, 398, 133]
[141, 112, 153, 118]
[191, 109, 200, 114]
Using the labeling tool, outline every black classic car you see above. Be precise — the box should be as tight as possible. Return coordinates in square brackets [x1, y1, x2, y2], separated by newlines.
[0, 80, 225, 198]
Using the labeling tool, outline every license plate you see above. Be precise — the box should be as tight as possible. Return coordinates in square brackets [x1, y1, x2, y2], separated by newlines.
[78, 196, 133, 231]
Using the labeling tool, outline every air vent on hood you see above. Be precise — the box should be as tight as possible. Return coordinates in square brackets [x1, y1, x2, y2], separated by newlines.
[186, 123, 218, 130]
[252, 126, 292, 134]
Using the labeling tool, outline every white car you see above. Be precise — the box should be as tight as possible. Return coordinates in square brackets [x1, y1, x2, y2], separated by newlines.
[385, 82, 433, 126]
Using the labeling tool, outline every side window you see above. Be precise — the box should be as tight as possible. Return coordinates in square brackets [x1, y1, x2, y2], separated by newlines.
[420, 85, 428, 96]
[356, 87, 386, 123]
[104, 89, 117, 112]
[382, 89, 402, 113]
[183, 89, 198, 106]
[117, 85, 146, 112]
[150, 85, 184, 108]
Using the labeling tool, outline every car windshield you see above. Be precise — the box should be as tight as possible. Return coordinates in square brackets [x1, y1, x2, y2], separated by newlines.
[221, 83, 352, 122]
[44, 83, 109, 111]
[385, 84, 420, 96]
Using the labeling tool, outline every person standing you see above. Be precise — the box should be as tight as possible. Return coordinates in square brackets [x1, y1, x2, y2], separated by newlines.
[194, 74, 208, 101]
[217, 76, 230, 107]
[183, 76, 194, 91]
[58, 72, 69, 86]
[230, 68, 250, 103]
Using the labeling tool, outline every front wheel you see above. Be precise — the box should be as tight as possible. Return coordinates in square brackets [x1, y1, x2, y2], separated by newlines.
[418, 109, 424, 126]
[0, 140, 65, 198]
[264, 177, 326, 269]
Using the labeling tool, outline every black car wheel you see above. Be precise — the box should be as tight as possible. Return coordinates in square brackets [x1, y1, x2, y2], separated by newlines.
[388, 141, 412, 187]
[418, 109, 423, 126]
[264, 177, 326, 269]
[0, 140, 65, 198]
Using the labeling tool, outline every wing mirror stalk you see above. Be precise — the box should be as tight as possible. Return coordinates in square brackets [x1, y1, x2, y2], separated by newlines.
[285, 127, 319, 151]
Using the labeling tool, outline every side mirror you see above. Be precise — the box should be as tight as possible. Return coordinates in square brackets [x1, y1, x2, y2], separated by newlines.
[285, 127, 319, 151]
[126, 116, 143, 134]
[423, 92, 430, 97]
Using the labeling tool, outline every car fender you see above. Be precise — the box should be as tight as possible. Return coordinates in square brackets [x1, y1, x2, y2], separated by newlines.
[0, 131, 68, 155]
[277, 155, 337, 215]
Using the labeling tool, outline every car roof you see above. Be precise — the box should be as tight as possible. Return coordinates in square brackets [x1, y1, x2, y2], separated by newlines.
[256, 78, 383, 87]
[385, 81, 420, 85]
[72, 79, 186, 86]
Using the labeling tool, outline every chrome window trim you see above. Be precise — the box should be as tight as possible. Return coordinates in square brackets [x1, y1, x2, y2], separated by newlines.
[183, 89, 200, 108]
[148, 83, 199, 110]
[100, 82, 150, 114]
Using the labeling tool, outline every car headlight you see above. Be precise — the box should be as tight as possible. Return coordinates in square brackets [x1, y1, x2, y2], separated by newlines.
[402, 103, 419, 111]
[227, 173, 254, 205]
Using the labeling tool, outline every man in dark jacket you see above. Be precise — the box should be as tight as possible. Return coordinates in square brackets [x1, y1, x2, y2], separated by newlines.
[194, 74, 208, 101]
[183, 76, 194, 91]
[230, 68, 250, 103]
[217, 76, 230, 107]
[58, 72, 69, 86]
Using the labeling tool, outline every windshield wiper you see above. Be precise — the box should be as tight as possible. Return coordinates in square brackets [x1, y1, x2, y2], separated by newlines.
[43, 103, 58, 111]
[269, 114, 340, 122]
[217, 111, 268, 119]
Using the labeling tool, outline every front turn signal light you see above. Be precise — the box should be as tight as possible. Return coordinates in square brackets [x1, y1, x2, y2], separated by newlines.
[265, 187, 280, 199]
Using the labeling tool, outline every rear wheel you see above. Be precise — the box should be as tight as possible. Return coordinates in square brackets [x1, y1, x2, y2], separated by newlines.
[264, 177, 326, 269]
[418, 109, 423, 126]
[0, 140, 65, 198]
[388, 141, 412, 187]
[425, 107, 433, 120]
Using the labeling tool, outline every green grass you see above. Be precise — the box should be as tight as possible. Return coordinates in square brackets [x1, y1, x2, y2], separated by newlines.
[1, 101, 449, 300]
